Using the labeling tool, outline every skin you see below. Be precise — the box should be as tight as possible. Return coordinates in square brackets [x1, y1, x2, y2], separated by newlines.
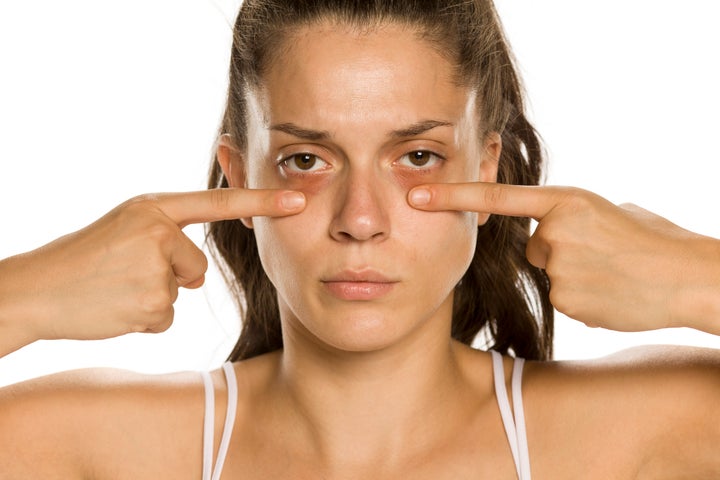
[0, 22, 719, 479]
[409, 182, 720, 335]
[0, 188, 306, 357]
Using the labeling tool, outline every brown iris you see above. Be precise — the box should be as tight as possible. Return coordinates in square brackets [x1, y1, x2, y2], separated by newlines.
[408, 151, 433, 167]
[289, 153, 316, 171]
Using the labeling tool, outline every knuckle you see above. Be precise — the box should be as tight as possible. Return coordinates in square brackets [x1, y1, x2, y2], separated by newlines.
[116, 195, 175, 235]
[130, 312, 173, 334]
[560, 187, 595, 215]
[150, 316, 174, 333]
[144, 256, 171, 277]
[536, 222, 563, 245]
[542, 254, 557, 275]
[145, 222, 177, 244]
[208, 188, 234, 213]
[122, 193, 160, 212]
[138, 287, 174, 316]
[548, 282, 581, 320]
[619, 202, 645, 216]
[482, 184, 507, 210]
[197, 251, 209, 273]
[548, 288, 571, 316]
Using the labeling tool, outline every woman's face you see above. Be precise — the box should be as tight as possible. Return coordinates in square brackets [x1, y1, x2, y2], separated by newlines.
[228, 23, 499, 353]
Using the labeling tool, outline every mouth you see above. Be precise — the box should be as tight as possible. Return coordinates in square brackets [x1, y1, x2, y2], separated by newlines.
[321, 269, 398, 301]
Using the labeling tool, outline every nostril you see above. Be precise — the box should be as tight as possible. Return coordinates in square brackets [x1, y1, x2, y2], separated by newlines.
[330, 209, 390, 242]
[329, 176, 391, 242]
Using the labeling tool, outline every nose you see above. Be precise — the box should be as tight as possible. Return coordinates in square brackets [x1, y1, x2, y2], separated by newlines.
[329, 169, 390, 243]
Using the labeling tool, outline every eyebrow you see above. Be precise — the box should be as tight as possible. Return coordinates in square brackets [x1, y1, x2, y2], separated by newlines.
[389, 120, 454, 138]
[269, 123, 330, 141]
[269, 119, 454, 141]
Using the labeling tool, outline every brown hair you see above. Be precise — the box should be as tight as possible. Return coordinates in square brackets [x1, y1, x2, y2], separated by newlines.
[207, 0, 554, 361]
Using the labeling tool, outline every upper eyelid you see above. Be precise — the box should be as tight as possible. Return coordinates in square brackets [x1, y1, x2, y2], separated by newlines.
[397, 149, 446, 161]
[275, 147, 328, 163]
[275, 144, 335, 161]
[274, 144, 447, 164]
[393, 138, 449, 155]
[272, 133, 450, 155]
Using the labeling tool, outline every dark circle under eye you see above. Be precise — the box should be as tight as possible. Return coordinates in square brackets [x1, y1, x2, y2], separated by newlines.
[292, 153, 317, 170]
[408, 151, 432, 167]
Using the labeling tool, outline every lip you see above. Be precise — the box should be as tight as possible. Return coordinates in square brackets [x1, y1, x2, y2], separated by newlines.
[322, 269, 398, 301]
[323, 269, 395, 283]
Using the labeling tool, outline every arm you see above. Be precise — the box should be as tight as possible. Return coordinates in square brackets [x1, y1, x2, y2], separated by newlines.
[0, 188, 305, 358]
[409, 183, 720, 334]
[522, 345, 720, 477]
[603, 346, 720, 478]
[0, 368, 206, 478]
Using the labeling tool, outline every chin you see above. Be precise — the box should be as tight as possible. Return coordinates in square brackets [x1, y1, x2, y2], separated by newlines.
[308, 308, 437, 355]
[290, 309, 408, 354]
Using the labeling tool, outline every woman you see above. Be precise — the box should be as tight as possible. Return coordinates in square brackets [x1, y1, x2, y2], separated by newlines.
[1, 1, 719, 478]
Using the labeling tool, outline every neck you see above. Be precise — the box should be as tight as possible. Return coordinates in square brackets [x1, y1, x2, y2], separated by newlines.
[272, 298, 476, 470]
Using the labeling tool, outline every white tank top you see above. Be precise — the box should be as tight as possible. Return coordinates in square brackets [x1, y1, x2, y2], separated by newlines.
[200, 353, 530, 479]
[200, 362, 238, 480]
[491, 350, 531, 479]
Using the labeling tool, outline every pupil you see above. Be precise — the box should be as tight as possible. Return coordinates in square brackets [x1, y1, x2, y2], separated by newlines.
[411, 151, 430, 166]
[295, 154, 315, 170]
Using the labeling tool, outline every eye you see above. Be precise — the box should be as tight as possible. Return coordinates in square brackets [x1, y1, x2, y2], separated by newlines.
[281, 153, 328, 173]
[397, 150, 443, 169]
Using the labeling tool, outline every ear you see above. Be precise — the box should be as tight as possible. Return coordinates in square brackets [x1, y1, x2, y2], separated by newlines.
[477, 131, 501, 226]
[216, 134, 254, 229]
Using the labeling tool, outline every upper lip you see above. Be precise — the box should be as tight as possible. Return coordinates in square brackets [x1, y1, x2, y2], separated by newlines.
[322, 269, 397, 283]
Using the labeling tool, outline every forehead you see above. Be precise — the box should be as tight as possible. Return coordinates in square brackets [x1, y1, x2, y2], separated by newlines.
[253, 22, 473, 129]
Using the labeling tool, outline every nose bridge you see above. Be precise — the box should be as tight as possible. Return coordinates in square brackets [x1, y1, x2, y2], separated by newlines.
[330, 163, 390, 242]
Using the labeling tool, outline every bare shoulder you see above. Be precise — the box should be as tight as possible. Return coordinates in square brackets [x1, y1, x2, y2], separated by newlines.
[524, 345, 720, 479]
[0, 366, 208, 479]
[528, 344, 720, 391]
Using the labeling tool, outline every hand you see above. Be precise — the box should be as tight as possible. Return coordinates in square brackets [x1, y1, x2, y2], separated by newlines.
[408, 182, 720, 334]
[0, 188, 306, 354]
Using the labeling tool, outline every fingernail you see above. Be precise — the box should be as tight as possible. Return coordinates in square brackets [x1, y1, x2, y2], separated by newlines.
[281, 191, 305, 210]
[409, 188, 431, 206]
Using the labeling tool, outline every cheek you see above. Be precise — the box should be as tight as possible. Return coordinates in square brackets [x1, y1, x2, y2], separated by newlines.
[253, 217, 304, 274]
[436, 211, 478, 286]
[251, 203, 328, 288]
[400, 207, 478, 274]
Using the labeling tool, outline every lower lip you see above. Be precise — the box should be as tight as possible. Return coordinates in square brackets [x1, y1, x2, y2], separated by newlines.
[323, 281, 395, 301]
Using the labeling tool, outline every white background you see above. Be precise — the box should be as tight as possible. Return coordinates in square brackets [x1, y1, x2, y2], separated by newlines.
[1, 1, 719, 386]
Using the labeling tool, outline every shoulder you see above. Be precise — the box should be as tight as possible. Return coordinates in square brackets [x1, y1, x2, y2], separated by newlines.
[527, 344, 720, 407]
[0, 366, 208, 479]
[524, 345, 720, 478]
[527, 344, 720, 394]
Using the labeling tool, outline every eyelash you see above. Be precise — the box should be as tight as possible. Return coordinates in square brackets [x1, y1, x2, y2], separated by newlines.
[395, 150, 445, 170]
[278, 149, 445, 176]
[279, 153, 329, 175]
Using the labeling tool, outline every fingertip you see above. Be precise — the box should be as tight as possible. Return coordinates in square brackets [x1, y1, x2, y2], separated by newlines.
[280, 191, 306, 211]
[408, 186, 432, 207]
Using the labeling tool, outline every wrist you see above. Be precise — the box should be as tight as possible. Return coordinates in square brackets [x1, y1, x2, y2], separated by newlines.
[0, 254, 45, 355]
[673, 236, 720, 335]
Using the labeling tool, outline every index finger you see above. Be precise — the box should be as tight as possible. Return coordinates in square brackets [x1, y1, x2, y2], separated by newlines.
[408, 182, 565, 220]
[147, 188, 306, 227]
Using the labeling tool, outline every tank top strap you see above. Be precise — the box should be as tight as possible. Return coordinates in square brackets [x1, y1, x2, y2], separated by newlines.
[201, 362, 238, 480]
[491, 350, 531, 480]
